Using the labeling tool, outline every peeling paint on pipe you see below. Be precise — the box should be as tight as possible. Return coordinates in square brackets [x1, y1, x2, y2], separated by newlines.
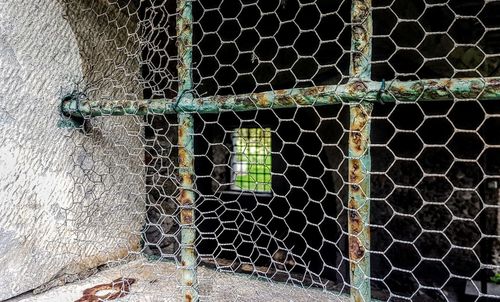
[351, 0, 372, 81]
[348, 103, 372, 302]
[176, 0, 197, 300]
[60, 78, 500, 118]
[178, 112, 197, 302]
[349, 1, 372, 301]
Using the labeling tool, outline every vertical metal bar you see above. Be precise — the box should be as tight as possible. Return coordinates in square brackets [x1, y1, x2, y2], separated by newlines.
[348, 1, 373, 302]
[350, 0, 372, 80]
[348, 103, 373, 302]
[176, 0, 197, 301]
[178, 113, 197, 302]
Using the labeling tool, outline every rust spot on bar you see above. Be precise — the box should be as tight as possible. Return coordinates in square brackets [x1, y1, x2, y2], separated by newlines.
[354, 106, 368, 125]
[255, 93, 270, 107]
[293, 95, 306, 105]
[276, 95, 294, 106]
[179, 124, 186, 137]
[350, 132, 364, 153]
[180, 207, 192, 220]
[352, 26, 368, 51]
[349, 236, 365, 260]
[349, 104, 370, 155]
[179, 188, 193, 205]
[181, 208, 193, 224]
[408, 82, 424, 93]
[352, 0, 370, 22]
[182, 22, 190, 33]
[350, 158, 363, 184]
[273, 88, 296, 106]
[347, 81, 368, 96]
[351, 159, 359, 171]
[181, 173, 193, 185]
[349, 199, 363, 235]
[351, 184, 361, 193]
[304, 85, 326, 97]
[351, 54, 364, 75]
[349, 196, 358, 210]
[215, 95, 228, 105]
[178, 148, 189, 167]
[388, 85, 414, 101]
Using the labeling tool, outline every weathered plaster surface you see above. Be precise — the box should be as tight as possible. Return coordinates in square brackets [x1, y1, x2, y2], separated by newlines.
[0, 0, 144, 299]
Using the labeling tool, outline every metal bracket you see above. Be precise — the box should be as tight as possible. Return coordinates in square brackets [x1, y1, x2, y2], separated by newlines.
[57, 91, 91, 132]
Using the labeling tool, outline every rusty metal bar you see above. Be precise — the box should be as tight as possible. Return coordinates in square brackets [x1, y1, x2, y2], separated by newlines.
[348, 103, 373, 302]
[59, 77, 500, 117]
[178, 113, 197, 302]
[348, 1, 372, 301]
[350, 0, 372, 80]
[176, 0, 197, 301]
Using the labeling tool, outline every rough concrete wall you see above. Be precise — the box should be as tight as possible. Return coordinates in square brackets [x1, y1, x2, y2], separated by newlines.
[0, 0, 144, 300]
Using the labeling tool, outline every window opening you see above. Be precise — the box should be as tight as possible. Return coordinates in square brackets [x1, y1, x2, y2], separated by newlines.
[231, 128, 272, 192]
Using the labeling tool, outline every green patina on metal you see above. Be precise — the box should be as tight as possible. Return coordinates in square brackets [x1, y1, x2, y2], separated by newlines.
[348, 102, 373, 302]
[60, 78, 500, 118]
[176, 0, 198, 301]
[178, 112, 197, 302]
[351, 0, 372, 81]
[60, 98, 174, 117]
[348, 1, 372, 301]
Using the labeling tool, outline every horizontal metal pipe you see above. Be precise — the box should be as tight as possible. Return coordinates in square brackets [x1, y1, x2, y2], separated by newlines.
[60, 78, 500, 117]
[60, 98, 175, 117]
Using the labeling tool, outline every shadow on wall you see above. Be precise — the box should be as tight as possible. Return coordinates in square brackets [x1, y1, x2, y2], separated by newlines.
[59, 0, 141, 99]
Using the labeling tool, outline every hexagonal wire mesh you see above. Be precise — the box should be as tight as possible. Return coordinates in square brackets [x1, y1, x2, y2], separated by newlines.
[57, 0, 500, 301]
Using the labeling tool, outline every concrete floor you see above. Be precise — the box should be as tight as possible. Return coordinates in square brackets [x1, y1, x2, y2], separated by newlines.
[9, 257, 350, 302]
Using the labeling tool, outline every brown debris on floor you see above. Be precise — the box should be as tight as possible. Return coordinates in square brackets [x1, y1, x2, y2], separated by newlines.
[74, 278, 136, 302]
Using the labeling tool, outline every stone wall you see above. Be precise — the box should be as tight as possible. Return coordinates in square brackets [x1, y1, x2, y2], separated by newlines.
[0, 0, 144, 299]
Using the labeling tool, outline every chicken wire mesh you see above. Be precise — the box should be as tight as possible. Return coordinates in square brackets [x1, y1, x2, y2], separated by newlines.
[26, 0, 500, 301]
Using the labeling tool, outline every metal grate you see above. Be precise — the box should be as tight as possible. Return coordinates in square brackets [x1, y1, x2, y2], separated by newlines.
[55, 0, 500, 301]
